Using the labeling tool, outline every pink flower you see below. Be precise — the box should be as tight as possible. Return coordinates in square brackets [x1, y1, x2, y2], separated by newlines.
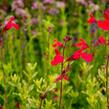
[43, 0, 54, 4]
[56, 1, 65, 9]
[32, 2, 38, 10]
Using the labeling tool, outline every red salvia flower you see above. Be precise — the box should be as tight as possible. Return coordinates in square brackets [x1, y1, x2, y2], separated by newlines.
[52, 38, 63, 48]
[104, 8, 109, 20]
[3, 16, 19, 32]
[75, 38, 88, 50]
[88, 13, 96, 24]
[55, 74, 69, 82]
[81, 52, 93, 63]
[72, 50, 82, 60]
[51, 48, 64, 66]
[66, 50, 82, 61]
[63, 75, 69, 81]
[67, 50, 93, 63]
[96, 36, 106, 45]
[97, 19, 109, 31]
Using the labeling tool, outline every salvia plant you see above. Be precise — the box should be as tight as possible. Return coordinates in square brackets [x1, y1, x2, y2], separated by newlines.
[1, 1, 109, 109]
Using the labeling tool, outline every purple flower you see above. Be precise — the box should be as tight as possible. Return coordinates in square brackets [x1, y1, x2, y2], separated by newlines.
[32, 2, 38, 10]
[12, 0, 24, 10]
[15, 8, 27, 18]
[48, 8, 59, 15]
[31, 18, 38, 25]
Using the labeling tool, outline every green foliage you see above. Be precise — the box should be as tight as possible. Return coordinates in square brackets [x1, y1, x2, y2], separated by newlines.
[0, 0, 108, 109]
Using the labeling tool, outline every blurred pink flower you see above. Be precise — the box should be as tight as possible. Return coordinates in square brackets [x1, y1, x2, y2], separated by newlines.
[32, 2, 38, 10]
[12, 0, 24, 10]
[88, 2, 99, 12]
[15, 8, 27, 18]
[43, 0, 54, 4]
[31, 18, 38, 25]
[56, 1, 65, 9]
[76, 0, 87, 7]
[48, 8, 59, 15]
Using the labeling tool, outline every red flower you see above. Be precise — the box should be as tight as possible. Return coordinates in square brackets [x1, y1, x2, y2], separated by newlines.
[88, 14, 96, 24]
[81, 52, 93, 63]
[55, 74, 69, 82]
[104, 8, 109, 20]
[66, 50, 82, 61]
[75, 38, 88, 50]
[67, 50, 93, 63]
[52, 38, 63, 48]
[51, 48, 64, 66]
[97, 19, 109, 31]
[3, 16, 19, 32]
[96, 36, 106, 45]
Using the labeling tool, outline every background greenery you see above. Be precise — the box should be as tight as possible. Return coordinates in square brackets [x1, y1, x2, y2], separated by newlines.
[0, 0, 109, 109]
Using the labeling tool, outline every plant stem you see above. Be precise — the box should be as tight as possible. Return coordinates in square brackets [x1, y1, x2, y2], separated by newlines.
[58, 79, 62, 109]
[0, 38, 7, 109]
[2, 64, 7, 109]
[39, 98, 43, 109]
[47, 32, 50, 72]
[58, 42, 66, 109]
[106, 55, 109, 109]
[105, 32, 109, 109]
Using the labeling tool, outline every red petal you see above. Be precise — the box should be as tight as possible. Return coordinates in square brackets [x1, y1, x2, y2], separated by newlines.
[104, 8, 109, 20]
[73, 50, 82, 60]
[52, 38, 63, 48]
[66, 50, 81, 61]
[75, 38, 88, 50]
[64, 75, 69, 81]
[51, 54, 64, 66]
[97, 20, 109, 31]
[81, 52, 93, 62]
[55, 74, 63, 82]
[88, 14, 96, 24]
[12, 22, 20, 30]
[3, 16, 19, 32]
[97, 36, 106, 45]
[54, 48, 60, 55]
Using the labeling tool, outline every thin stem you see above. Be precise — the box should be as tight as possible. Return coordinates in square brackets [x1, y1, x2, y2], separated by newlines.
[58, 42, 66, 109]
[2, 64, 7, 109]
[47, 32, 50, 72]
[39, 98, 43, 109]
[0, 41, 7, 109]
[105, 32, 109, 109]
[106, 56, 109, 109]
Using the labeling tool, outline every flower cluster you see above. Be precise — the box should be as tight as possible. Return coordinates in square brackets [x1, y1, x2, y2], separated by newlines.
[88, 8, 109, 31]
[0, 16, 19, 33]
[67, 38, 93, 63]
